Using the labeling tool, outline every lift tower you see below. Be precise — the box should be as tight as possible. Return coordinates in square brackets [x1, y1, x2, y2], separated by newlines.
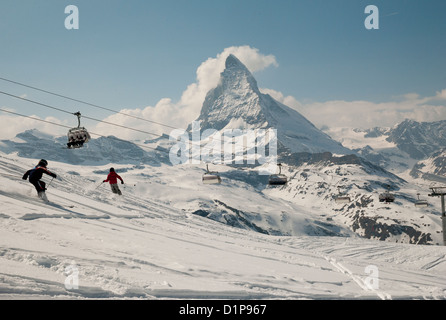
[429, 186, 446, 246]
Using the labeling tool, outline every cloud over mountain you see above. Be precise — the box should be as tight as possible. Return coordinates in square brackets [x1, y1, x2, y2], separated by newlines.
[93, 46, 446, 141]
[94, 46, 278, 140]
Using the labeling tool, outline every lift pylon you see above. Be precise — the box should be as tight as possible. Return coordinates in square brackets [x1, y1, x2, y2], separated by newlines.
[429, 186, 446, 246]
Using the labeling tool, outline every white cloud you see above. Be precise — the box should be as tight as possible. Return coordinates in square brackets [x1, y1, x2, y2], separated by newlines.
[0, 110, 66, 140]
[260, 88, 446, 130]
[260, 88, 302, 110]
[95, 70, 446, 140]
[94, 46, 278, 140]
[294, 96, 446, 130]
[435, 89, 446, 100]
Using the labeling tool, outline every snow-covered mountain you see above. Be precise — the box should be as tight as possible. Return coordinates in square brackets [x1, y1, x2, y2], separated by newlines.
[350, 119, 446, 161]
[325, 120, 446, 178]
[411, 149, 446, 183]
[267, 154, 443, 245]
[192, 54, 350, 155]
[386, 120, 446, 160]
[184, 54, 443, 245]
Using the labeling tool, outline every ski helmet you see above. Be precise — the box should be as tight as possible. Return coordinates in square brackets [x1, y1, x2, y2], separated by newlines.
[38, 159, 48, 167]
[110, 168, 115, 172]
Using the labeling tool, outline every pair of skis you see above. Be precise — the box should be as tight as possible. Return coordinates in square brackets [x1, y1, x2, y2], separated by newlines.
[38, 177, 55, 203]
[35, 178, 74, 208]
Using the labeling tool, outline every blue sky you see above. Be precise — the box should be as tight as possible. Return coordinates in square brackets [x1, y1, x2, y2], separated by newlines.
[0, 0, 445, 138]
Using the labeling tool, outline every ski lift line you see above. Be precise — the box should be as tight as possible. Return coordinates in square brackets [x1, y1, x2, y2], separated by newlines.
[0, 90, 256, 158]
[0, 106, 250, 163]
[0, 91, 163, 139]
[0, 90, 73, 115]
[80, 114, 160, 137]
[0, 108, 166, 154]
[0, 77, 275, 153]
[0, 90, 247, 154]
[0, 108, 76, 130]
[0, 76, 179, 130]
[0, 90, 273, 160]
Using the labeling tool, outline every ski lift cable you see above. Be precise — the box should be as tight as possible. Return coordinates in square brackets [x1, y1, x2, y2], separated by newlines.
[0, 90, 73, 116]
[0, 77, 264, 154]
[0, 91, 164, 138]
[0, 79, 273, 159]
[0, 107, 246, 160]
[0, 90, 257, 157]
[1, 105, 282, 186]
[0, 105, 247, 167]
[0, 108, 167, 154]
[0, 76, 179, 130]
[1, 108, 264, 181]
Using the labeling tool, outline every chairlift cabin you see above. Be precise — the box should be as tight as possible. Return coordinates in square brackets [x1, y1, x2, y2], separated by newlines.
[268, 163, 288, 186]
[334, 187, 351, 204]
[67, 112, 91, 149]
[379, 189, 395, 203]
[202, 164, 221, 185]
[414, 193, 429, 208]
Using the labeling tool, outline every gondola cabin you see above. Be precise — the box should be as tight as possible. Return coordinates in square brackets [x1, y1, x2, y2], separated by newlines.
[67, 112, 91, 149]
[414, 193, 429, 208]
[268, 174, 288, 186]
[268, 163, 287, 186]
[334, 186, 351, 204]
[379, 192, 395, 203]
[335, 195, 351, 204]
[202, 164, 221, 185]
[67, 128, 91, 149]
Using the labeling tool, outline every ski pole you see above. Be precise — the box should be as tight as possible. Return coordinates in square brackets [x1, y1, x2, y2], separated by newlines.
[46, 177, 55, 189]
[95, 181, 104, 190]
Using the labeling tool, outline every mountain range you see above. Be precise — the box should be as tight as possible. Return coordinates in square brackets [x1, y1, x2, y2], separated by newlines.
[373, 119, 446, 160]
[326, 120, 446, 181]
[1, 54, 444, 246]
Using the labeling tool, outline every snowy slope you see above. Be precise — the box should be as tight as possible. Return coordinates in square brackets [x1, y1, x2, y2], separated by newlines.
[411, 149, 446, 184]
[4, 130, 442, 244]
[1, 151, 446, 299]
[266, 154, 444, 245]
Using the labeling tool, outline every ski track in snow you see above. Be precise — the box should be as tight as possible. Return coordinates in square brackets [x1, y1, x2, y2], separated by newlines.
[0, 154, 445, 299]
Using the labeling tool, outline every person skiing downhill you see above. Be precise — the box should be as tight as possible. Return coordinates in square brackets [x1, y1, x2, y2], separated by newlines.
[103, 168, 124, 195]
[22, 159, 57, 202]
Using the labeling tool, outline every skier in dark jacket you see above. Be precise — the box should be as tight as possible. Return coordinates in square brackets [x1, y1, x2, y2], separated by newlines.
[22, 159, 57, 202]
[103, 168, 124, 195]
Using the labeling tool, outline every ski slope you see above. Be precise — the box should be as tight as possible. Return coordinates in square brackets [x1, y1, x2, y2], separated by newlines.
[0, 152, 445, 300]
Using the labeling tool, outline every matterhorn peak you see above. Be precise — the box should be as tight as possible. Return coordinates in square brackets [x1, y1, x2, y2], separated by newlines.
[225, 54, 249, 72]
[219, 54, 260, 95]
[192, 54, 352, 155]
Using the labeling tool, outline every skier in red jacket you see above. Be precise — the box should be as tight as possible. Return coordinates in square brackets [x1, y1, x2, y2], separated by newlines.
[103, 168, 124, 195]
